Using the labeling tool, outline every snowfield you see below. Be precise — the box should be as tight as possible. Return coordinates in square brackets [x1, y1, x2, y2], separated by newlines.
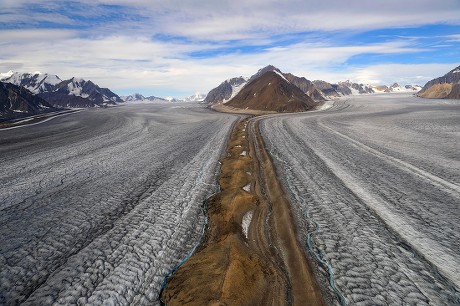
[260, 93, 460, 305]
[0, 103, 238, 305]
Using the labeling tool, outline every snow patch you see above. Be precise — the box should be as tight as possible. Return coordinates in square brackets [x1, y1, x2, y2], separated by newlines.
[243, 184, 251, 192]
[240, 151, 247, 156]
[274, 70, 289, 83]
[0, 70, 14, 80]
[242, 210, 254, 239]
[318, 100, 334, 111]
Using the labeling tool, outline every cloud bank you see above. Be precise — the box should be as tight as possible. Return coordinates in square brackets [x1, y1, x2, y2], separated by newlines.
[1, 0, 459, 96]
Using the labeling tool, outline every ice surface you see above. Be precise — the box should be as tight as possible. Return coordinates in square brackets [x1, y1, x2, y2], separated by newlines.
[261, 94, 460, 305]
[0, 103, 238, 305]
[241, 210, 253, 239]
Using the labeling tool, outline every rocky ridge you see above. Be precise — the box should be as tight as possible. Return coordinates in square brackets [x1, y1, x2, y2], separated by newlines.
[0, 81, 56, 120]
[1, 72, 122, 108]
[418, 65, 460, 99]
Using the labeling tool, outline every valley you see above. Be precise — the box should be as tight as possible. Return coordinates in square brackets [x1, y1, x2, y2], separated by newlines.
[1, 94, 459, 305]
[261, 94, 460, 305]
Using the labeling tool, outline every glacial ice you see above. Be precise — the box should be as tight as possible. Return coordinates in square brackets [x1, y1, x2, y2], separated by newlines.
[0, 103, 238, 305]
[261, 94, 460, 305]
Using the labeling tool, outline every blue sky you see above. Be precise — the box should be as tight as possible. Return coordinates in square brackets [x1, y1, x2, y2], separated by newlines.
[1, 0, 460, 97]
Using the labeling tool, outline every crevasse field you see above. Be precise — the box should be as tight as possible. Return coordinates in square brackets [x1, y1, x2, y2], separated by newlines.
[261, 94, 460, 305]
[0, 103, 238, 305]
[1, 95, 459, 306]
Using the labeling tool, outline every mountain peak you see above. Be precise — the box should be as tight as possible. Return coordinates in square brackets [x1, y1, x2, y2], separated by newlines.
[449, 65, 460, 74]
[419, 64, 460, 99]
[0, 70, 15, 79]
[226, 70, 316, 113]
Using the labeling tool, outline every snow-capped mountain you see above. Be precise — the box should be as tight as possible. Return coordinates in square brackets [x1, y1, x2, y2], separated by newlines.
[313, 80, 422, 97]
[372, 83, 422, 93]
[226, 71, 317, 112]
[121, 93, 167, 103]
[205, 65, 403, 105]
[203, 76, 247, 104]
[387, 83, 422, 92]
[204, 65, 327, 105]
[0, 70, 14, 80]
[1, 71, 62, 94]
[0, 81, 56, 120]
[183, 92, 206, 102]
[338, 80, 375, 94]
[1, 71, 122, 108]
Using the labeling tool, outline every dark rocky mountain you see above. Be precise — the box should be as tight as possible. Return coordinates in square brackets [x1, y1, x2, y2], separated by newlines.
[246, 65, 280, 84]
[283, 73, 326, 101]
[312, 80, 352, 97]
[204, 65, 326, 105]
[389, 83, 401, 90]
[446, 84, 460, 99]
[418, 65, 460, 99]
[226, 71, 317, 113]
[404, 85, 422, 91]
[0, 82, 56, 120]
[37, 77, 122, 107]
[203, 77, 247, 104]
[338, 80, 375, 94]
[1, 72, 122, 107]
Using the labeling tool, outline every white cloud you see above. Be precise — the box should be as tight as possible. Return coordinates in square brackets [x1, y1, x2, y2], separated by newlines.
[1, 0, 459, 96]
[1, 27, 455, 96]
[3, 0, 460, 41]
[351, 63, 460, 85]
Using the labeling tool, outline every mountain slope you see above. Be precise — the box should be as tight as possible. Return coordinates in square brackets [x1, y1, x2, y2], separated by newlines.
[204, 65, 326, 104]
[312, 80, 352, 97]
[283, 73, 326, 101]
[1, 72, 122, 107]
[0, 82, 56, 120]
[418, 65, 460, 99]
[226, 71, 316, 113]
[203, 77, 247, 104]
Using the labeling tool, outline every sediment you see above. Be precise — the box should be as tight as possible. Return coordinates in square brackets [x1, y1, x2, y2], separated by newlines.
[161, 116, 325, 305]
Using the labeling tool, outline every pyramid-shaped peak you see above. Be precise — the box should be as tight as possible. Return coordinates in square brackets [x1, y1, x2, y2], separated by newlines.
[247, 65, 283, 85]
